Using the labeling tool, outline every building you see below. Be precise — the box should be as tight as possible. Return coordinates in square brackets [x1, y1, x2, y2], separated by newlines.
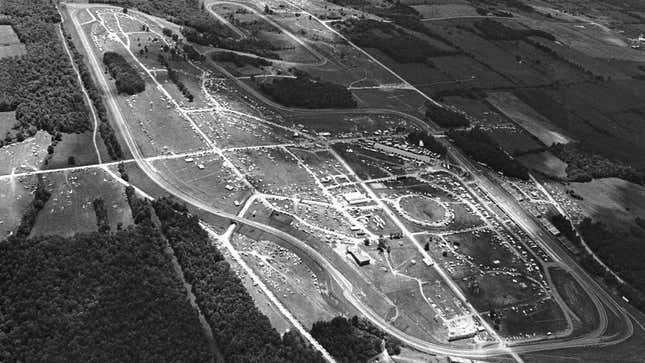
[342, 191, 370, 205]
[346, 246, 371, 266]
[373, 142, 435, 164]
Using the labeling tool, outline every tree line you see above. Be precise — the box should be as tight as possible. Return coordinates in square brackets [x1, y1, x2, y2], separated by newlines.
[61, 27, 123, 159]
[550, 143, 645, 185]
[103, 51, 146, 95]
[158, 54, 194, 102]
[311, 316, 401, 363]
[151, 197, 326, 362]
[406, 130, 447, 155]
[341, 19, 456, 63]
[0, 0, 91, 146]
[550, 213, 645, 314]
[258, 72, 356, 109]
[425, 101, 470, 128]
[13, 179, 51, 238]
[448, 127, 529, 179]
[473, 19, 556, 41]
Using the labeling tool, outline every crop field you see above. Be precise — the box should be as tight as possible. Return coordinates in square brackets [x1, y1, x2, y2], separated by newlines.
[225, 147, 328, 201]
[150, 153, 253, 214]
[30, 169, 133, 237]
[192, 110, 293, 149]
[0, 175, 37, 238]
[0, 131, 51, 176]
[487, 92, 573, 146]
[351, 88, 429, 114]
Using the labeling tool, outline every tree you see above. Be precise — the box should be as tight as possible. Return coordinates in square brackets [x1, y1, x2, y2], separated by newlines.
[68, 156, 76, 165]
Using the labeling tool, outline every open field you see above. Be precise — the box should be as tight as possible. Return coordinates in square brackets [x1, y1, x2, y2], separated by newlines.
[0, 111, 16, 140]
[550, 267, 600, 334]
[44, 132, 105, 169]
[517, 151, 568, 179]
[0, 131, 50, 176]
[230, 233, 340, 329]
[151, 153, 253, 214]
[0, 25, 26, 59]
[0, 175, 37, 238]
[191, 110, 294, 149]
[569, 177, 645, 231]
[30, 168, 133, 237]
[226, 147, 327, 201]
[487, 92, 573, 146]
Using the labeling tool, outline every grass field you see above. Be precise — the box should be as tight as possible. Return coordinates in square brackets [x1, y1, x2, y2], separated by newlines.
[0, 111, 16, 139]
[0, 175, 37, 238]
[550, 267, 599, 334]
[0, 25, 26, 59]
[226, 147, 327, 201]
[151, 153, 253, 214]
[30, 168, 133, 237]
[517, 151, 568, 179]
[0, 131, 50, 176]
[569, 177, 645, 232]
[398, 195, 449, 224]
[44, 132, 104, 169]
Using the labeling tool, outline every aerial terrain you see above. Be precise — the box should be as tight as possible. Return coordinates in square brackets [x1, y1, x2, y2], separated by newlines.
[1, 0, 645, 362]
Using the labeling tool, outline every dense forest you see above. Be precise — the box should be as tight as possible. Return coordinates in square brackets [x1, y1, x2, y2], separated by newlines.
[550, 143, 645, 185]
[103, 51, 146, 95]
[212, 51, 272, 68]
[448, 127, 529, 179]
[425, 101, 470, 128]
[259, 73, 356, 109]
[341, 19, 455, 63]
[0, 0, 91, 144]
[0, 225, 213, 362]
[406, 130, 447, 155]
[311, 316, 401, 362]
[61, 28, 123, 159]
[473, 19, 556, 41]
[151, 198, 325, 363]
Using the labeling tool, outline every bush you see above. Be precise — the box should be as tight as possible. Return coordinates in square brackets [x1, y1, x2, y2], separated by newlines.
[103, 52, 145, 95]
